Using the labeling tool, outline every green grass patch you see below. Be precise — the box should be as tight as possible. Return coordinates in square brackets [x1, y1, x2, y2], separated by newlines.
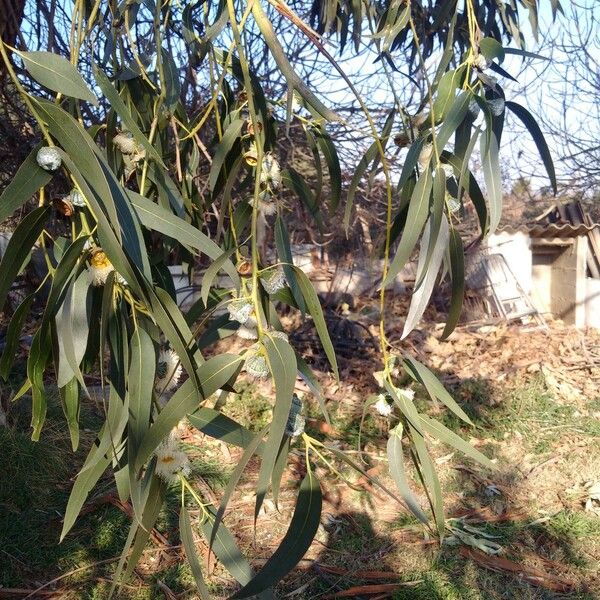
[221, 380, 272, 431]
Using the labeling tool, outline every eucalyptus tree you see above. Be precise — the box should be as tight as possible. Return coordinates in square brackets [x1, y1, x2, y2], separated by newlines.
[0, 0, 558, 596]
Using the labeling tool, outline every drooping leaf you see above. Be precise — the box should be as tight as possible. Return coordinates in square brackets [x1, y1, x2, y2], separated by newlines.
[383, 167, 433, 286]
[232, 473, 322, 599]
[255, 337, 297, 518]
[0, 206, 50, 313]
[403, 355, 473, 425]
[418, 414, 495, 469]
[209, 118, 244, 192]
[188, 408, 263, 452]
[402, 215, 449, 339]
[505, 101, 556, 194]
[292, 266, 338, 379]
[17, 50, 97, 104]
[0, 293, 34, 380]
[135, 354, 243, 470]
[480, 131, 502, 234]
[180, 507, 211, 599]
[0, 144, 52, 222]
[387, 425, 428, 523]
[441, 228, 465, 339]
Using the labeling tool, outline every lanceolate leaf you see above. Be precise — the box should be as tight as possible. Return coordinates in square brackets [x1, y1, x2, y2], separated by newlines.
[255, 337, 297, 518]
[188, 408, 263, 452]
[17, 50, 97, 104]
[209, 118, 244, 192]
[409, 425, 445, 536]
[0, 144, 52, 222]
[199, 507, 255, 588]
[61, 443, 114, 540]
[436, 91, 472, 150]
[387, 426, 428, 523]
[313, 126, 342, 212]
[232, 473, 322, 599]
[383, 167, 433, 286]
[0, 206, 50, 313]
[274, 216, 306, 313]
[201, 247, 238, 305]
[128, 327, 155, 454]
[60, 377, 80, 451]
[292, 266, 338, 379]
[402, 215, 449, 339]
[505, 101, 557, 194]
[403, 355, 473, 425]
[180, 507, 211, 599]
[0, 293, 34, 380]
[56, 270, 91, 389]
[480, 131, 502, 234]
[442, 228, 465, 339]
[418, 414, 495, 469]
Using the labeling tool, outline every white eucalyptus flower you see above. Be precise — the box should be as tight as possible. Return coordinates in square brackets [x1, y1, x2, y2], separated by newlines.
[447, 195, 461, 214]
[244, 354, 269, 379]
[69, 189, 86, 207]
[260, 153, 281, 189]
[37, 147, 62, 171]
[228, 298, 254, 324]
[154, 437, 191, 484]
[250, 194, 277, 216]
[155, 348, 183, 393]
[399, 388, 415, 401]
[474, 53, 489, 71]
[88, 249, 114, 286]
[236, 323, 259, 340]
[374, 394, 393, 417]
[261, 268, 286, 294]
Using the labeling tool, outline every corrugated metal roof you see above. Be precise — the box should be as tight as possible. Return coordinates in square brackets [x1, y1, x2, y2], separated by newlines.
[498, 223, 600, 238]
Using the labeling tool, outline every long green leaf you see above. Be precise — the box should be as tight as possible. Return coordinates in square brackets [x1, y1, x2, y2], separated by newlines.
[402, 215, 449, 339]
[180, 507, 211, 599]
[387, 426, 428, 523]
[209, 118, 244, 192]
[255, 337, 297, 518]
[480, 131, 502, 234]
[232, 473, 322, 599]
[0, 206, 50, 312]
[292, 267, 338, 379]
[418, 414, 494, 468]
[0, 144, 52, 222]
[188, 408, 262, 452]
[442, 228, 465, 339]
[408, 425, 444, 536]
[0, 293, 34, 379]
[505, 101, 556, 194]
[17, 50, 97, 104]
[383, 167, 432, 286]
[403, 355, 472, 425]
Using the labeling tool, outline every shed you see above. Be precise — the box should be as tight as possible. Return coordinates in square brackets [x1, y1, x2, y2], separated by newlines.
[483, 216, 600, 328]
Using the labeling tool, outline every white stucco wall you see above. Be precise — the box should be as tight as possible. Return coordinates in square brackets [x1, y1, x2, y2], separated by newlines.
[486, 232, 533, 294]
[586, 277, 600, 329]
